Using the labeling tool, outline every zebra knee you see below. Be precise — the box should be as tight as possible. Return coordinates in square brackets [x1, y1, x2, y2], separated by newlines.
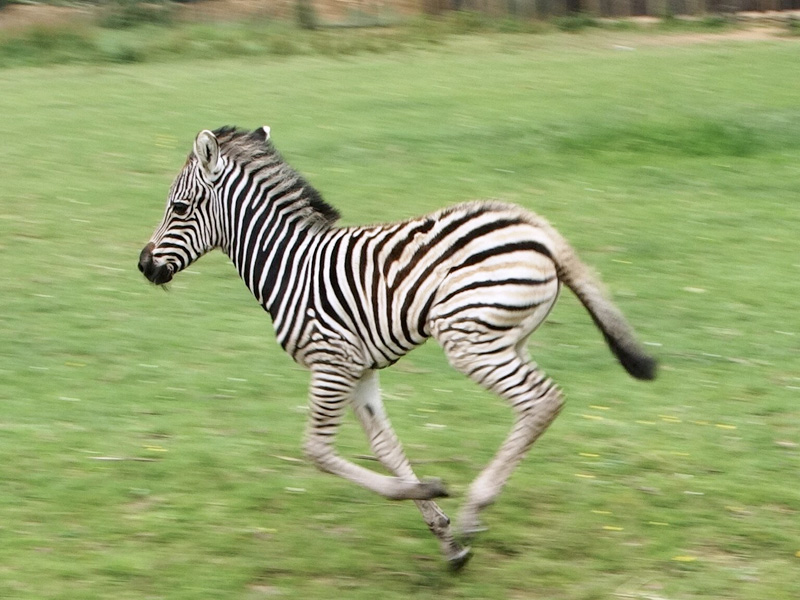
[518, 382, 565, 427]
[303, 435, 336, 474]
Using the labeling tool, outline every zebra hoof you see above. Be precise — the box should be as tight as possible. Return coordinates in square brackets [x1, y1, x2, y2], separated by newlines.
[419, 477, 449, 499]
[447, 546, 473, 572]
[457, 517, 488, 543]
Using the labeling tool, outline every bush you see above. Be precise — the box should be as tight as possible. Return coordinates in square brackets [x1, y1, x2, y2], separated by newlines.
[552, 13, 598, 33]
[296, 0, 317, 30]
[788, 17, 800, 37]
[98, 0, 175, 30]
[448, 10, 491, 34]
[659, 13, 733, 32]
[0, 25, 100, 67]
[699, 14, 730, 29]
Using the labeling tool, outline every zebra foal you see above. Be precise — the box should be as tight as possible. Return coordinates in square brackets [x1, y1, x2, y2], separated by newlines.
[138, 126, 656, 568]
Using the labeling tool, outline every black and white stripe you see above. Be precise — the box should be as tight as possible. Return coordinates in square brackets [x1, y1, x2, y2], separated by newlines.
[139, 126, 655, 568]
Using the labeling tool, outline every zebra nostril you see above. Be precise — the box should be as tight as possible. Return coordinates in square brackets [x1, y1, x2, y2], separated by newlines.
[138, 242, 155, 275]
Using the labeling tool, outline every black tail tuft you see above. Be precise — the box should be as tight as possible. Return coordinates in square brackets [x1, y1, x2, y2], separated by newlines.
[603, 331, 657, 380]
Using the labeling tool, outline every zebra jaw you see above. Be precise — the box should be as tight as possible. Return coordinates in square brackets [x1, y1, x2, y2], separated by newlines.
[138, 243, 175, 285]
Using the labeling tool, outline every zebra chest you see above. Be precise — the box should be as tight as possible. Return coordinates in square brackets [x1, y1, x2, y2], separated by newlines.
[266, 233, 437, 372]
[273, 303, 371, 372]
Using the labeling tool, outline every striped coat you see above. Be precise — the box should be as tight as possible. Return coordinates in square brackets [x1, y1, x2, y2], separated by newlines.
[139, 126, 655, 568]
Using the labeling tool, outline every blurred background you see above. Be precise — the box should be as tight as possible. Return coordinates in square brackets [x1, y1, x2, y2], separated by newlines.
[2, 0, 800, 67]
[1, 2, 799, 599]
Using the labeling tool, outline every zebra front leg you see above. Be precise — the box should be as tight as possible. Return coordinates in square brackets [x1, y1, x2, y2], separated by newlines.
[303, 367, 449, 501]
[351, 370, 472, 570]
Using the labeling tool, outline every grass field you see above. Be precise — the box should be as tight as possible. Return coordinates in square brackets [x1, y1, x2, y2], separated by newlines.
[1, 28, 799, 599]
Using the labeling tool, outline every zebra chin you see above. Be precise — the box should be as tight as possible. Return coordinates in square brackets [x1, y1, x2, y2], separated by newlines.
[138, 244, 176, 286]
[143, 264, 174, 286]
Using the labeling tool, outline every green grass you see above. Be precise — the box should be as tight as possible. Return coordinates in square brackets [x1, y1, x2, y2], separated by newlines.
[0, 17, 482, 68]
[0, 11, 747, 69]
[1, 31, 800, 599]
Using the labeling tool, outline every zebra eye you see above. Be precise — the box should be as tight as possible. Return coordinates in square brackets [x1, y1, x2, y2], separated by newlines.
[172, 201, 190, 216]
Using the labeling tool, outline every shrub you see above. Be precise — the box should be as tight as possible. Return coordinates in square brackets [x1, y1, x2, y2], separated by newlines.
[98, 0, 174, 30]
[699, 14, 730, 29]
[552, 13, 598, 33]
[788, 17, 800, 37]
[448, 10, 491, 34]
[0, 25, 100, 67]
[296, 0, 317, 30]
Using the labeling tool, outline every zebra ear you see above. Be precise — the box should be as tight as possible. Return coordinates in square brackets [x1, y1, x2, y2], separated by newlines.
[251, 125, 270, 144]
[193, 129, 222, 180]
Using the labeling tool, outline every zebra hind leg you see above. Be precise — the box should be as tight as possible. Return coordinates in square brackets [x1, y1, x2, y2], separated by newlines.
[461, 358, 563, 540]
[433, 324, 565, 542]
[351, 370, 472, 570]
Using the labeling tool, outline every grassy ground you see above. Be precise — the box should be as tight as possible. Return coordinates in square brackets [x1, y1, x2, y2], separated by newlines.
[1, 30, 799, 599]
[2, 9, 797, 69]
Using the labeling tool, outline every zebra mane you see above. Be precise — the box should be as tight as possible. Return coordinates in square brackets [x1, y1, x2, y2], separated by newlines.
[212, 126, 341, 228]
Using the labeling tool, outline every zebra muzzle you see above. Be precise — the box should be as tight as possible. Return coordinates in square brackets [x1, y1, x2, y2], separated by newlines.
[138, 243, 174, 285]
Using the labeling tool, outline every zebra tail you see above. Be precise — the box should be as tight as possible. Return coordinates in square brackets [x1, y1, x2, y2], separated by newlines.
[539, 220, 657, 381]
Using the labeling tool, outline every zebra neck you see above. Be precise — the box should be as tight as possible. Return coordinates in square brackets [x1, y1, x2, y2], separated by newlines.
[223, 189, 329, 319]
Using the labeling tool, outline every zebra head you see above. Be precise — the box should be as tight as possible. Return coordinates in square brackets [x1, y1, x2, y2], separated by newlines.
[138, 129, 229, 285]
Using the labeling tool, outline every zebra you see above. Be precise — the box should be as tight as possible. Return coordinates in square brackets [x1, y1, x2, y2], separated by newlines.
[138, 125, 656, 569]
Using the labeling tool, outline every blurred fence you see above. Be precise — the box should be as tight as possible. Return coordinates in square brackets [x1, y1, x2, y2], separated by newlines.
[420, 0, 800, 16]
[215, 1, 800, 22]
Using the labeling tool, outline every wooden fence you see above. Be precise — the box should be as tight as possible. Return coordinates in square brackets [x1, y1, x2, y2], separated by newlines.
[420, 0, 800, 16]
[262, 1, 800, 23]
